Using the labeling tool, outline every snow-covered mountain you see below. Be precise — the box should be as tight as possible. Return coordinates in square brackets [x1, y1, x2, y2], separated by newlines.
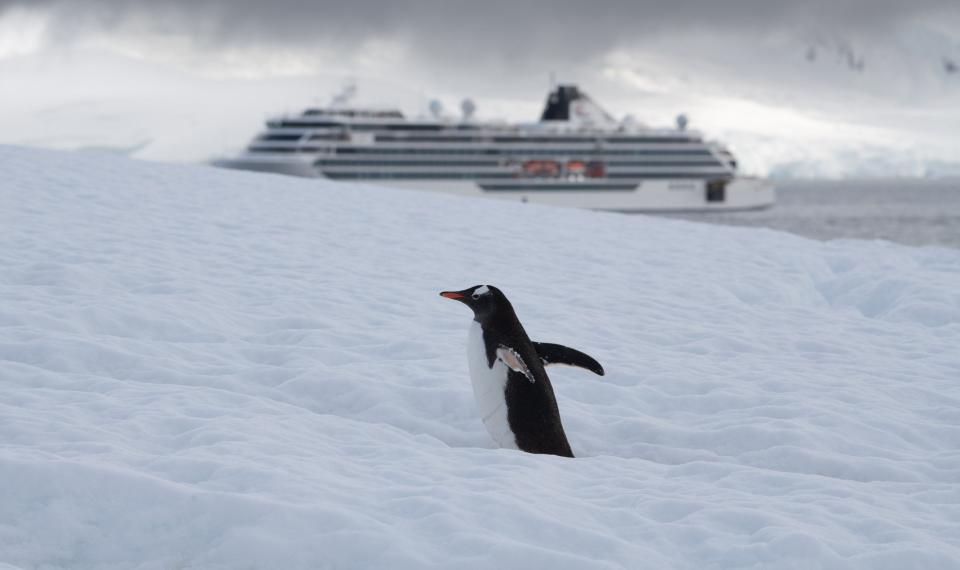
[3, 0, 960, 179]
[1, 145, 958, 568]
[2, 12, 960, 180]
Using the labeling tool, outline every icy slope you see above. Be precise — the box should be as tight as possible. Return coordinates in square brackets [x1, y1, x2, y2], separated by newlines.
[1, 145, 959, 569]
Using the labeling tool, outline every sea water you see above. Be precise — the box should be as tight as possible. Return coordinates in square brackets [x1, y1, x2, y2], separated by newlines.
[662, 179, 960, 249]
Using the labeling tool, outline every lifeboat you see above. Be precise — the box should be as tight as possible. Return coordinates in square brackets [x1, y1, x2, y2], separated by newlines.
[586, 161, 605, 178]
[522, 160, 560, 178]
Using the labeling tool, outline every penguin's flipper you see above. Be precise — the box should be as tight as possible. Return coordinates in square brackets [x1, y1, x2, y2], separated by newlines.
[533, 342, 605, 376]
[496, 346, 536, 383]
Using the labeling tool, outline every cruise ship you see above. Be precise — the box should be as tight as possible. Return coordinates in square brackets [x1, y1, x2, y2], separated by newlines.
[217, 85, 774, 211]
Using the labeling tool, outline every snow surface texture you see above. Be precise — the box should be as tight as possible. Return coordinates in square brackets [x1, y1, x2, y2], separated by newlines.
[1, 145, 959, 569]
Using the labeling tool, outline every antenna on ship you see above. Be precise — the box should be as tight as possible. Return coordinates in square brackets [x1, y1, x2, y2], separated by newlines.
[461, 98, 476, 121]
[429, 99, 445, 119]
[330, 80, 357, 108]
[676, 113, 688, 131]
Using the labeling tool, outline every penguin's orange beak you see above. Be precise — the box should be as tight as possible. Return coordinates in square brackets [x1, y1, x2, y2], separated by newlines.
[439, 291, 465, 300]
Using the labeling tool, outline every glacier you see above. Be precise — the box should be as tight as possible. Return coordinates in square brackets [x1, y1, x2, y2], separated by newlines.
[1, 145, 958, 569]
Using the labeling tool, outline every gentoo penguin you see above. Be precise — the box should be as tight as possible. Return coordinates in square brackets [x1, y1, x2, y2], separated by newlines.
[440, 285, 604, 458]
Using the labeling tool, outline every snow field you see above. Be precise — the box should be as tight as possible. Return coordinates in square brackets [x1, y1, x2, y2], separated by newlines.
[1, 145, 959, 569]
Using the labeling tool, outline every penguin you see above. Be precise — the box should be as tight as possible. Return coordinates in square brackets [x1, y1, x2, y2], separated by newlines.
[440, 285, 604, 458]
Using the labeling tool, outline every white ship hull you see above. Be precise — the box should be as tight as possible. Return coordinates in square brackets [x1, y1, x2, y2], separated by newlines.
[379, 178, 774, 212]
[216, 155, 774, 212]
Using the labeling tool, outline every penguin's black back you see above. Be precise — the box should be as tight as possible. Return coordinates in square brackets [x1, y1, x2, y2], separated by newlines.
[478, 294, 575, 458]
[503, 367, 574, 457]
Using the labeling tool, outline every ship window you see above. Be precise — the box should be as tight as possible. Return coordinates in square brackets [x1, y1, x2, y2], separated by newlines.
[280, 121, 342, 128]
[706, 179, 727, 202]
[260, 134, 302, 141]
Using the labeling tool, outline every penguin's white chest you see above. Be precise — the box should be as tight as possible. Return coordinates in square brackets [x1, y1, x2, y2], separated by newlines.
[467, 321, 518, 450]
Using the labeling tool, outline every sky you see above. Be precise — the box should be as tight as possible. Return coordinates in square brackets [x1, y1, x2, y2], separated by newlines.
[1, 0, 959, 177]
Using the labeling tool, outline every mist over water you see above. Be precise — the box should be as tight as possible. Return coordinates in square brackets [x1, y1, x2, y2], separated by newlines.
[661, 179, 960, 248]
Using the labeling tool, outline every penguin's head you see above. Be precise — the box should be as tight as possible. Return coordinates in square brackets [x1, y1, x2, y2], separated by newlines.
[439, 284, 505, 321]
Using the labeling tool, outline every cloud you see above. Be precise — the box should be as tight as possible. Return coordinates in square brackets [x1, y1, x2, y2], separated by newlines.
[3, 0, 959, 178]
[3, 0, 958, 66]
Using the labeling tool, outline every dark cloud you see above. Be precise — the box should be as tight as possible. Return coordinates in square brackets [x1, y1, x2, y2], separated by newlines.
[3, 0, 958, 66]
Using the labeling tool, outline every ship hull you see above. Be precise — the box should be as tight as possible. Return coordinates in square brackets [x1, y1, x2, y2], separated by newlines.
[216, 155, 774, 212]
[378, 178, 774, 212]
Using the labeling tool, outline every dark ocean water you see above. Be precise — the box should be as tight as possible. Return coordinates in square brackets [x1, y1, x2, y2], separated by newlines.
[660, 179, 960, 249]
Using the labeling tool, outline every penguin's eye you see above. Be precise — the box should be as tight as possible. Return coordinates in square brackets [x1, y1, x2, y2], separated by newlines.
[472, 285, 490, 300]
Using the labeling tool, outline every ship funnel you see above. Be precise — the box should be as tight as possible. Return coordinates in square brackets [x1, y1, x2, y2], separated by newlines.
[540, 84, 615, 126]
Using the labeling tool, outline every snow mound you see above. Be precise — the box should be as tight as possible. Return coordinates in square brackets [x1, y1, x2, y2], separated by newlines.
[1, 145, 959, 569]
